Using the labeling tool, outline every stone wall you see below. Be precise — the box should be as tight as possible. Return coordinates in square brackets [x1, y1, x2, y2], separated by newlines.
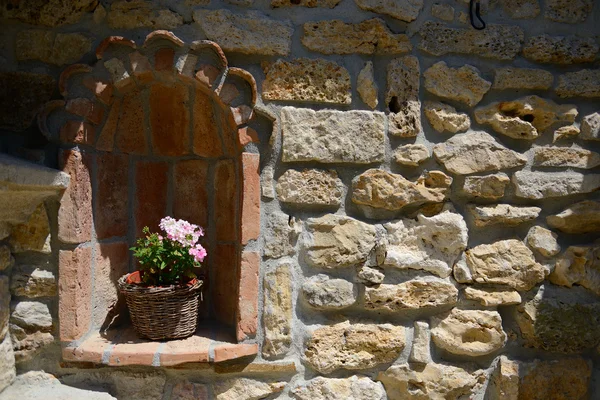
[1, 0, 600, 399]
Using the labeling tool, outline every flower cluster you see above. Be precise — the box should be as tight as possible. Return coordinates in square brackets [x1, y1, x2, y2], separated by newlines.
[159, 216, 204, 249]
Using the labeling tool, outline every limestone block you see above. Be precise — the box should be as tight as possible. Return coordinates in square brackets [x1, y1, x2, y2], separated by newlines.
[393, 144, 429, 167]
[262, 58, 351, 104]
[0, 0, 97, 26]
[302, 274, 357, 309]
[384, 211, 467, 278]
[555, 69, 600, 98]
[544, 0, 593, 23]
[0, 334, 15, 393]
[9, 204, 51, 254]
[214, 378, 285, 400]
[501, 0, 540, 18]
[365, 278, 458, 311]
[10, 265, 56, 298]
[93, 4, 107, 24]
[553, 125, 580, 142]
[581, 112, 600, 140]
[194, 10, 293, 55]
[108, 0, 182, 29]
[292, 376, 386, 400]
[493, 67, 553, 90]
[453, 254, 473, 284]
[276, 169, 343, 207]
[423, 101, 470, 133]
[272, 0, 341, 7]
[10, 301, 52, 331]
[547, 200, 600, 234]
[431, 3, 454, 21]
[10, 324, 54, 363]
[525, 226, 560, 257]
[356, 265, 384, 285]
[303, 214, 376, 269]
[550, 244, 600, 296]
[523, 35, 598, 64]
[61, 371, 166, 400]
[357, 62, 378, 109]
[520, 358, 591, 400]
[263, 264, 293, 359]
[488, 356, 519, 400]
[424, 62, 491, 106]
[409, 321, 431, 364]
[355, 0, 423, 22]
[532, 146, 600, 169]
[302, 19, 411, 55]
[0, 72, 55, 132]
[466, 239, 546, 291]
[304, 321, 405, 374]
[433, 131, 526, 174]
[261, 166, 275, 199]
[387, 56, 421, 137]
[462, 173, 510, 200]
[512, 171, 600, 199]
[467, 204, 541, 227]
[474, 96, 577, 140]
[281, 107, 385, 163]
[0, 246, 14, 271]
[418, 22, 523, 60]
[0, 276, 9, 338]
[464, 287, 522, 306]
[431, 309, 506, 356]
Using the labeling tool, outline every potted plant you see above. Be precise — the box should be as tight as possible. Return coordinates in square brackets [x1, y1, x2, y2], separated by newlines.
[118, 217, 207, 340]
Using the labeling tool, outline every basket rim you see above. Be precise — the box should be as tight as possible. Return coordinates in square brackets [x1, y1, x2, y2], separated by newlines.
[117, 272, 203, 295]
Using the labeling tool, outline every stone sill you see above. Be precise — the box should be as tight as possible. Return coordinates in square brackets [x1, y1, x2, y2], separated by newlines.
[62, 323, 258, 367]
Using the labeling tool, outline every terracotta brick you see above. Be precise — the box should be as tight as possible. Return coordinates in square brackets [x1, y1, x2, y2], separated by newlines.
[59, 247, 92, 341]
[238, 126, 259, 148]
[219, 83, 239, 105]
[65, 98, 105, 125]
[171, 381, 209, 400]
[116, 89, 148, 155]
[214, 159, 237, 242]
[108, 328, 160, 366]
[83, 76, 114, 105]
[192, 89, 222, 157]
[195, 64, 220, 88]
[218, 106, 238, 157]
[173, 159, 209, 228]
[96, 153, 129, 239]
[231, 105, 253, 126]
[96, 97, 121, 152]
[237, 251, 259, 341]
[213, 343, 258, 363]
[240, 153, 260, 245]
[58, 149, 93, 244]
[155, 47, 175, 72]
[135, 161, 168, 236]
[214, 243, 238, 327]
[129, 51, 154, 84]
[60, 120, 95, 145]
[62, 331, 116, 363]
[159, 335, 211, 366]
[93, 242, 129, 329]
[150, 82, 190, 156]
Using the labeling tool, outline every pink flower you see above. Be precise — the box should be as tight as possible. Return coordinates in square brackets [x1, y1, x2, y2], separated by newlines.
[188, 244, 207, 263]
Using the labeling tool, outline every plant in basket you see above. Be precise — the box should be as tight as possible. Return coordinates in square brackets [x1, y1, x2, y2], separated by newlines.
[118, 217, 207, 340]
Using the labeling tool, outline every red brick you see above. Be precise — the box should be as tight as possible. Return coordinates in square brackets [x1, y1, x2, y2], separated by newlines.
[214, 159, 237, 242]
[96, 97, 121, 152]
[214, 243, 238, 327]
[240, 153, 260, 245]
[96, 153, 129, 239]
[83, 76, 114, 105]
[213, 343, 258, 363]
[59, 247, 92, 341]
[173, 159, 209, 228]
[93, 242, 129, 329]
[116, 89, 148, 155]
[231, 105, 253, 126]
[129, 51, 154, 84]
[159, 335, 211, 366]
[108, 328, 160, 366]
[60, 120, 95, 145]
[58, 149, 93, 244]
[171, 381, 209, 400]
[155, 47, 175, 72]
[237, 251, 259, 341]
[218, 106, 239, 157]
[65, 98, 105, 125]
[135, 161, 168, 236]
[238, 126, 259, 148]
[195, 64, 220, 88]
[219, 83, 239, 105]
[150, 82, 190, 156]
[192, 89, 222, 158]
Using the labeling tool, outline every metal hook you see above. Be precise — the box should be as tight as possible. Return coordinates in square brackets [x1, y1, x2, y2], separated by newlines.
[470, 0, 486, 30]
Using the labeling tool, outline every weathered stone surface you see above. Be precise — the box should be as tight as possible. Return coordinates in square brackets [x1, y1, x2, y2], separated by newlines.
[10, 301, 52, 331]
[464, 287, 522, 306]
[0, 334, 15, 393]
[61, 371, 166, 400]
[544, 0, 593, 23]
[525, 226, 560, 257]
[532, 146, 600, 169]
[468, 204, 541, 227]
[419, 22, 523, 60]
[409, 321, 431, 364]
[501, 0, 540, 18]
[10, 265, 56, 298]
[384, 211, 467, 278]
[276, 169, 343, 207]
[432, 3, 454, 20]
[302, 274, 357, 309]
[515, 284, 600, 353]
[551, 244, 600, 296]
[272, 0, 340, 7]
[466, 240, 546, 291]
[423, 101, 470, 133]
[0, 246, 14, 272]
[93, 4, 106, 24]
[17, 30, 92, 66]
[357, 265, 385, 285]
[303, 214, 376, 269]
[393, 144, 429, 167]
[474, 96, 577, 140]
[520, 358, 591, 400]
[488, 356, 519, 400]
[462, 173, 510, 200]
[10, 204, 51, 254]
[357, 62, 378, 109]
[302, 18, 411, 55]
[263, 264, 292, 359]
[352, 169, 448, 214]
[262, 58, 351, 104]
[281, 107, 385, 163]
[10, 324, 54, 363]
[424, 62, 491, 107]
[108, 0, 183, 29]
[581, 112, 600, 140]
[263, 211, 301, 259]
[0, 276, 8, 338]
[547, 201, 600, 234]
[194, 10, 292, 55]
[214, 378, 285, 400]
[365, 278, 458, 311]
[292, 376, 386, 400]
[523, 35, 598, 64]
[0, 72, 55, 132]
[555, 69, 600, 98]
[453, 254, 473, 284]
[261, 166, 275, 199]
[553, 124, 580, 142]
[387, 56, 421, 137]
[433, 131, 527, 174]
[431, 309, 506, 356]
[304, 321, 405, 374]
[378, 362, 485, 400]
[512, 171, 600, 199]
[493, 67, 553, 90]
[0, 0, 97, 26]
[354, 0, 423, 22]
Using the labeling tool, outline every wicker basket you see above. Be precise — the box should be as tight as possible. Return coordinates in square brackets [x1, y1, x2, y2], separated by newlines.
[118, 273, 203, 340]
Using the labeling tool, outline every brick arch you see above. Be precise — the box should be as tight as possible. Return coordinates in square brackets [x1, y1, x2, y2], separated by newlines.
[42, 31, 261, 365]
